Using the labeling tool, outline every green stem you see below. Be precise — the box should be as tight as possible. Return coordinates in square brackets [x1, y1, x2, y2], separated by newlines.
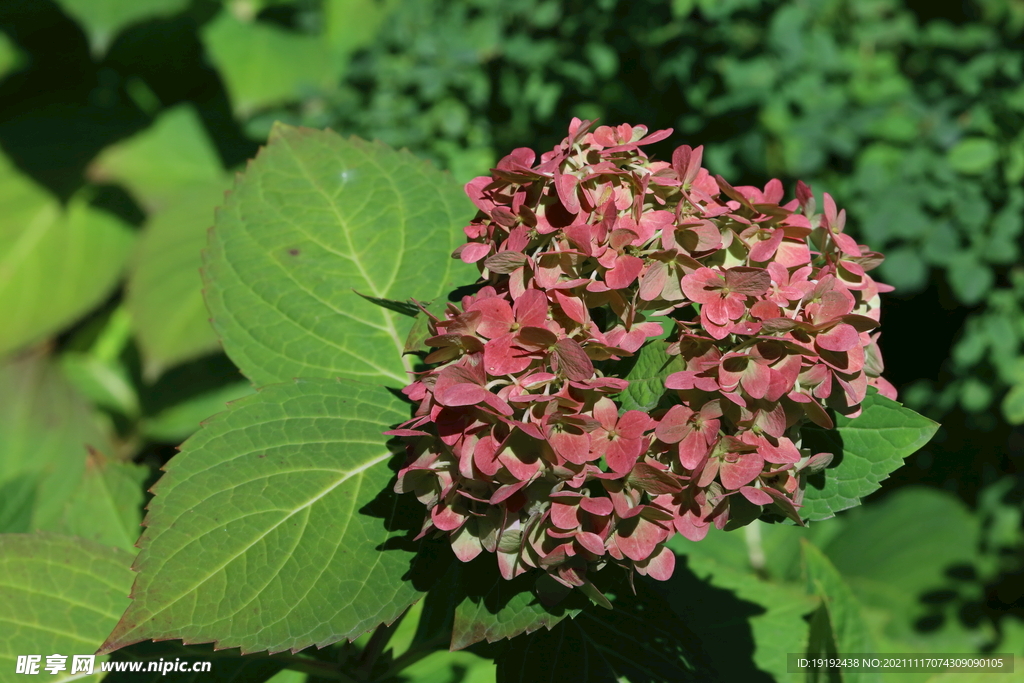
[356, 610, 408, 679]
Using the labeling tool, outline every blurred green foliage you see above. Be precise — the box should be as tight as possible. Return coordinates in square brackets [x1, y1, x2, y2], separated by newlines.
[1, 0, 1023, 680]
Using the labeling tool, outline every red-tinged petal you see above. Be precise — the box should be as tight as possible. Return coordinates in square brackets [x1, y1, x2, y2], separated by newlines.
[555, 170, 581, 214]
[432, 502, 466, 531]
[870, 375, 898, 400]
[815, 323, 859, 352]
[554, 290, 588, 324]
[483, 333, 531, 376]
[740, 486, 774, 506]
[833, 231, 862, 257]
[459, 241, 491, 264]
[635, 544, 676, 580]
[823, 192, 838, 227]
[674, 512, 710, 542]
[617, 410, 655, 439]
[639, 261, 669, 301]
[759, 435, 801, 464]
[593, 397, 619, 429]
[741, 360, 771, 399]
[616, 516, 670, 562]
[498, 449, 543, 481]
[470, 298, 514, 338]
[576, 531, 606, 555]
[551, 501, 580, 529]
[725, 266, 771, 295]
[450, 523, 484, 562]
[703, 297, 731, 325]
[513, 288, 549, 328]
[719, 453, 764, 490]
[665, 370, 698, 390]
[701, 310, 733, 340]
[697, 457, 720, 487]
[549, 428, 593, 465]
[435, 382, 490, 407]
[655, 404, 694, 444]
[748, 229, 784, 262]
[580, 496, 615, 516]
[474, 436, 502, 477]
[605, 437, 644, 474]
[756, 402, 788, 438]
[553, 338, 595, 380]
[679, 431, 711, 470]
[605, 254, 644, 289]
[680, 267, 726, 304]
[775, 239, 812, 267]
[491, 480, 529, 504]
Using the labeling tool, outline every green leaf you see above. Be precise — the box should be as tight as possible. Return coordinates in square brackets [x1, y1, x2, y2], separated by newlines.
[0, 354, 112, 533]
[616, 338, 683, 412]
[0, 31, 24, 79]
[204, 124, 475, 387]
[201, 12, 335, 117]
[0, 533, 135, 679]
[816, 487, 984, 652]
[40, 452, 147, 553]
[801, 541, 881, 683]
[450, 562, 583, 651]
[799, 390, 939, 521]
[672, 553, 815, 683]
[1001, 382, 1024, 424]
[91, 106, 228, 377]
[53, 0, 190, 54]
[947, 137, 999, 175]
[947, 253, 993, 306]
[401, 649, 496, 683]
[61, 352, 139, 417]
[98, 379, 424, 656]
[141, 380, 254, 443]
[0, 153, 134, 357]
[495, 578, 714, 683]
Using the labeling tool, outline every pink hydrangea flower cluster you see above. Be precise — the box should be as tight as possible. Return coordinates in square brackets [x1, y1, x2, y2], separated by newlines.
[389, 119, 895, 595]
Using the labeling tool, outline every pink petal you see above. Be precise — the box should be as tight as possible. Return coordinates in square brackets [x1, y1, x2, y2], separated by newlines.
[740, 486, 774, 506]
[719, 452, 764, 489]
[605, 254, 644, 289]
[459, 241, 492, 264]
[636, 544, 676, 580]
[580, 496, 615, 516]
[553, 338, 595, 380]
[605, 437, 644, 474]
[815, 323, 859, 352]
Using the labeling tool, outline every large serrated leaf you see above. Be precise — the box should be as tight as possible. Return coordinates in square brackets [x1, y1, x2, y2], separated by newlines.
[98, 379, 424, 656]
[495, 578, 715, 683]
[800, 390, 939, 521]
[0, 153, 134, 357]
[203, 124, 475, 387]
[0, 533, 135, 680]
[449, 562, 583, 651]
[91, 105, 229, 377]
[0, 354, 112, 533]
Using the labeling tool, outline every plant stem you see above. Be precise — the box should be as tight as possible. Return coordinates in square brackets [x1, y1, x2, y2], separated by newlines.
[744, 520, 768, 579]
[356, 610, 408, 679]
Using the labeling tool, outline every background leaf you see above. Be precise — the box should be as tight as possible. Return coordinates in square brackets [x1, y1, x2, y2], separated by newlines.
[99, 379, 424, 656]
[0, 152, 134, 357]
[802, 540, 881, 683]
[53, 0, 190, 54]
[800, 391, 939, 521]
[203, 124, 475, 387]
[90, 105, 228, 377]
[0, 533, 134, 680]
[0, 353, 112, 533]
[40, 452, 147, 553]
